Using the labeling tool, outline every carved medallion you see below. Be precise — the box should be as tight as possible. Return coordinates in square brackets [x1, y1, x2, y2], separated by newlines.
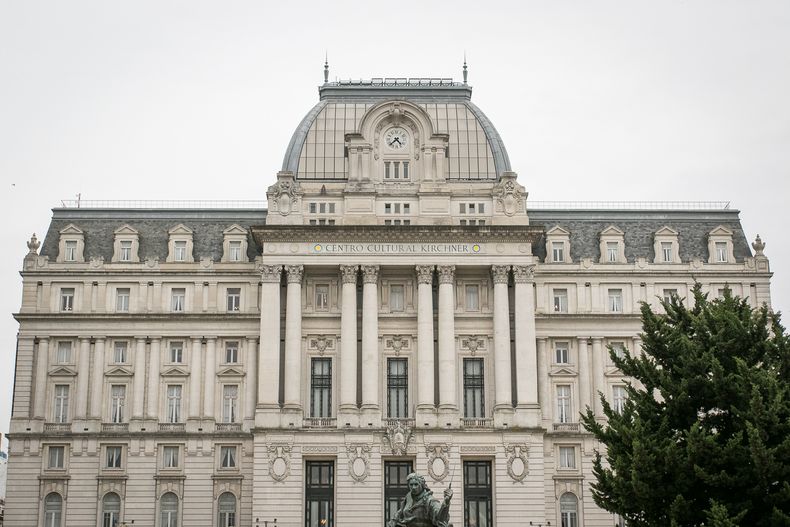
[346, 444, 372, 483]
[267, 178, 303, 216]
[505, 443, 529, 482]
[384, 421, 413, 456]
[425, 443, 450, 482]
[493, 174, 525, 217]
[267, 444, 292, 482]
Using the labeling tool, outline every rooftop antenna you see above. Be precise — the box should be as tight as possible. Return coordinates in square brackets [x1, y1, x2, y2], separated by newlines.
[324, 53, 329, 84]
[462, 52, 468, 85]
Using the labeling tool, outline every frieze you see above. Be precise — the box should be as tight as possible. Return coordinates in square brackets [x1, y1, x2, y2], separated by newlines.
[301, 445, 338, 454]
[460, 445, 497, 454]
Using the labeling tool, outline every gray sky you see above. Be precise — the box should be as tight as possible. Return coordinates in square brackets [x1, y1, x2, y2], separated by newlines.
[1, 0, 788, 436]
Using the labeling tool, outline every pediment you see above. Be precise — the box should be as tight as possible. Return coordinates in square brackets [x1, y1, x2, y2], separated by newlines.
[548, 367, 578, 377]
[605, 367, 624, 377]
[223, 224, 248, 235]
[114, 224, 139, 236]
[546, 225, 571, 237]
[105, 366, 133, 377]
[709, 225, 733, 236]
[168, 224, 193, 235]
[217, 367, 246, 377]
[600, 225, 624, 236]
[48, 366, 77, 377]
[59, 224, 83, 235]
[160, 366, 190, 377]
[654, 226, 678, 236]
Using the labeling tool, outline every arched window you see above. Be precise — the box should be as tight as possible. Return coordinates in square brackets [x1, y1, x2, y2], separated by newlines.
[218, 492, 237, 527]
[560, 492, 578, 527]
[102, 492, 121, 527]
[44, 493, 63, 527]
[160, 492, 179, 527]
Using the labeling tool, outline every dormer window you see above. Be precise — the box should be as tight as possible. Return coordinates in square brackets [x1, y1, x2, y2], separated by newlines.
[545, 226, 571, 264]
[112, 225, 140, 263]
[606, 242, 618, 263]
[221, 224, 249, 263]
[707, 226, 735, 264]
[57, 224, 85, 263]
[599, 226, 626, 264]
[552, 242, 565, 263]
[174, 241, 187, 261]
[119, 241, 132, 262]
[715, 242, 727, 262]
[166, 224, 194, 263]
[65, 241, 77, 262]
[653, 226, 680, 264]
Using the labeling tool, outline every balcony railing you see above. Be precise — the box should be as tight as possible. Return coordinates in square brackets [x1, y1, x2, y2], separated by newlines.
[461, 418, 493, 429]
[302, 417, 336, 429]
[215, 422, 242, 432]
[158, 422, 186, 433]
[44, 423, 71, 433]
[384, 418, 416, 428]
[553, 422, 581, 432]
[102, 423, 129, 433]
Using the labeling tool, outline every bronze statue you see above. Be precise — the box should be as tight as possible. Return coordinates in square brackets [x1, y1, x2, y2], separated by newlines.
[387, 472, 453, 527]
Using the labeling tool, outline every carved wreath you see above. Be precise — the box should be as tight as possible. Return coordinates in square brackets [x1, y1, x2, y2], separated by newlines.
[426, 444, 450, 481]
[268, 444, 292, 482]
[505, 444, 529, 482]
[346, 444, 372, 483]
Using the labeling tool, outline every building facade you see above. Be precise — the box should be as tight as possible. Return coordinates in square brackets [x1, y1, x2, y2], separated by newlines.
[6, 75, 773, 527]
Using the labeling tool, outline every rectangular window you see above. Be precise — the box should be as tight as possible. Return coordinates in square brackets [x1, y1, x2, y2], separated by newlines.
[607, 241, 619, 262]
[53, 385, 70, 423]
[557, 385, 572, 423]
[663, 288, 678, 304]
[315, 284, 329, 311]
[465, 284, 480, 311]
[559, 446, 576, 469]
[225, 341, 239, 363]
[611, 342, 626, 360]
[403, 203, 410, 214]
[229, 241, 242, 262]
[56, 341, 72, 363]
[716, 241, 728, 262]
[169, 341, 183, 363]
[328, 203, 335, 213]
[113, 341, 128, 363]
[48, 445, 65, 469]
[555, 342, 570, 364]
[64, 240, 77, 261]
[305, 461, 334, 527]
[119, 240, 132, 262]
[220, 445, 237, 469]
[309, 203, 317, 213]
[166, 385, 182, 423]
[174, 240, 187, 261]
[385, 203, 392, 214]
[171, 288, 185, 312]
[553, 288, 568, 313]
[478, 202, 485, 213]
[162, 446, 179, 468]
[385, 161, 391, 179]
[389, 284, 404, 312]
[463, 358, 485, 418]
[552, 242, 565, 262]
[608, 288, 623, 313]
[387, 358, 408, 418]
[110, 385, 126, 423]
[105, 446, 123, 469]
[394, 203, 401, 214]
[116, 287, 130, 312]
[319, 202, 326, 213]
[60, 288, 75, 312]
[403, 161, 409, 179]
[227, 287, 241, 312]
[612, 385, 627, 414]
[460, 203, 467, 214]
[310, 358, 332, 418]
[469, 203, 476, 213]
[222, 385, 239, 423]
[463, 461, 493, 527]
[384, 461, 414, 527]
[661, 241, 673, 262]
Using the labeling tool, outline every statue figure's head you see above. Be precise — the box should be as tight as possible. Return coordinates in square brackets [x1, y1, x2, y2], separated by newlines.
[406, 472, 430, 497]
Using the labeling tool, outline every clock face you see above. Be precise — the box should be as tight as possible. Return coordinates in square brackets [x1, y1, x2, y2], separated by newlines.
[385, 127, 408, 150]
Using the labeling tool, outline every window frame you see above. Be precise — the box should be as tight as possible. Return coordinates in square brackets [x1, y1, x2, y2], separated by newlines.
[53, 384, 70, 423]
[462, 358, 485, 419]
[165, 384, 183, 423]
[463, 460, 493, 527]
[222, 384, 239, 423]
[171, 287, 186, 313]
[305, 460, 335, 527]
[226, 287, 241, 312]
[386, 357, 408, 419]
[224, 341, 239, 364]
[553, 288, 569, 313]
[556, 384, 572, 424]
[104, 445, 124, 470]
[554, 341, 570, 365]
[115, 287, 130, 313]
[219, 445, 238, 470]
[309, 357, 332, 418]
[314, 284, 329, 311]
[608, 288, 623, 313]
[109, 384, 126, 423]
[389, 284, 405, 313]
[60, 287, 75, 312]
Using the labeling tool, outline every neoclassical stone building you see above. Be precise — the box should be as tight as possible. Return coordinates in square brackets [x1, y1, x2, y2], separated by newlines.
[6, 72, 773, 527]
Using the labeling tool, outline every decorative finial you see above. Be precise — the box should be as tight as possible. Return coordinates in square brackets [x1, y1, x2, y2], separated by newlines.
[752, 234, 765, 256]
[463, 53, 468, 85]
[27, 233, 40, 255]
[324, 53, 329, 84]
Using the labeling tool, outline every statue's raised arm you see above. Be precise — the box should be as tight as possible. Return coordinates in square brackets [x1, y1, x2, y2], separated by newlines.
[387, 473, 453, 527]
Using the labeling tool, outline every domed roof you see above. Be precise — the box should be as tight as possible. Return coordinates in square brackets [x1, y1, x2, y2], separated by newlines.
[282, 78, 511, 181]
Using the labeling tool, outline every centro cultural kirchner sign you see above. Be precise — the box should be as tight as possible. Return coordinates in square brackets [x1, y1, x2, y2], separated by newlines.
[311, 243, 483, 254]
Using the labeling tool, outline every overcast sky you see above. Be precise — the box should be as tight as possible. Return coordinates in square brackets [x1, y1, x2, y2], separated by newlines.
[1, 0, 788, 437]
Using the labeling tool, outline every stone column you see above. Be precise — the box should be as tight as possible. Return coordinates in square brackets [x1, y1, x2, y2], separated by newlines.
[283, 265, 304, 414]
[245, 337, 258, 421]
[361, 265, 380, 423]
[90, 338, 105, 419]
[591, 337, 605, 417]
[415, 265, 436, 426]
[492, 265, 513, 423]
[147, 338, 161, 420]
[132, 337, 147, 419]
[258, 265, 282, 418]
[437, 265, 457, 418]
[339, 265, 359, 424]
[536, 338, 549, 420]
[33, 337, 50, 419]
[513, 265, 539, 426]
[75, 337, 91, 420]
[188, 338, 203, 419]
[204, 337, 217, 420]
[577, 337, 592, 415]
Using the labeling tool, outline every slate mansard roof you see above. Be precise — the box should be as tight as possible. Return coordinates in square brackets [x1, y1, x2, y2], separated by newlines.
[38, 207, 752, 264]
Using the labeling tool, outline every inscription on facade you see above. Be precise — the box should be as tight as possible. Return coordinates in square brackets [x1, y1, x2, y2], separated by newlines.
[312, 242, 482, 254]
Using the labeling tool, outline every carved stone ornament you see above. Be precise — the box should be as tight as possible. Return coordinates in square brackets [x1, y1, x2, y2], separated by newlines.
[388, 335, 406, 356]
[505, 443, 529, 482]
[346, 443, 372, 483]
[462, 336, 485, 355]
[260, 264, 282, 283]
[511, 265, 535, 283]
[491, 265, 511, 284]
[340, 265, 359, 284]
[285, 265, 304, 283]
[493, 173, 525, 217]
[415, 265, 434, 284]
[362, 265, 380, 284]
[89, 256, 104, 269]
[437, 265, 455, 284]
[310, 335, 332, 355]
[425, 443, 450, 482]
[145, 257, 159, 269]
[26, 233, 40, 255]
[384, 421, 413, 456]
[752, 234, 765, 256]
[267, 178, 302, 217]
[267, 444, 292, 482]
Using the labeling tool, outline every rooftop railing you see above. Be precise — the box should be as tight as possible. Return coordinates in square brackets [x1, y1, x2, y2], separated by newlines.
[527, 200, 731, 210]
[329, 78, 461, 87]
[59, 199, 267, 209]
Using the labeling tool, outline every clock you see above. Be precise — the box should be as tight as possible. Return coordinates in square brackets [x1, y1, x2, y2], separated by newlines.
[385, 127, 408, 150]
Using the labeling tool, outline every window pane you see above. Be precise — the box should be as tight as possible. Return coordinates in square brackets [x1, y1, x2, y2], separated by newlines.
[390, 285, 404, 312]
[465, 284, 479, 311]
[310, 359, 332, 418]
[463, 359, 485, 418]
[387, 358, 408, 418]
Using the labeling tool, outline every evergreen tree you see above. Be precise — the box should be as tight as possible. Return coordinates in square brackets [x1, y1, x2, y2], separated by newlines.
[581, 286, 790, 526]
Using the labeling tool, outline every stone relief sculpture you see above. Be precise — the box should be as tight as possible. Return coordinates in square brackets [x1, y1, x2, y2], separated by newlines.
[384, 421, 413, 456]
[267, 176, 302, 216]
[387, 472, 453, 527]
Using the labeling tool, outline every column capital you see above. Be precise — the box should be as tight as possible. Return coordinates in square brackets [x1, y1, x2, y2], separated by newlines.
[340, 265, 359, 284]
[285, 265, 304, 283]
[437, 265, 455, 284]
[415, 265, 434, 284]
[512, 265, 535, 283]
[491, 265, 511, 284]
[361, 265, 379, 284]
[260, 264, 282, 283]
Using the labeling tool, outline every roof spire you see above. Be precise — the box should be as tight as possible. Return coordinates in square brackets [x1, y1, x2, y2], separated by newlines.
[324, 53, 329, 84]
[462, 52, 468, 85]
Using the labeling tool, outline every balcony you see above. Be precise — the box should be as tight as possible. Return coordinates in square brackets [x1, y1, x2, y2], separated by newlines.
[102, 423, 129, 433]
[44, 423, 71, 433]
[158, 422, 186, 433]
[215, 422, 242, 432]
[384, 418, 416, 429]
[302, 417, 336, 429]
[461, 418, 493, 429]
[553, 422, 581, 432]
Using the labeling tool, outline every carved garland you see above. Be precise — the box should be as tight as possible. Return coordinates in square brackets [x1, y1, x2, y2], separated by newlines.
[425, 443, 450, 482]
[505, 444, 529, 482]
[268, 444, 292, 482]
[346, 444, 372, 483]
